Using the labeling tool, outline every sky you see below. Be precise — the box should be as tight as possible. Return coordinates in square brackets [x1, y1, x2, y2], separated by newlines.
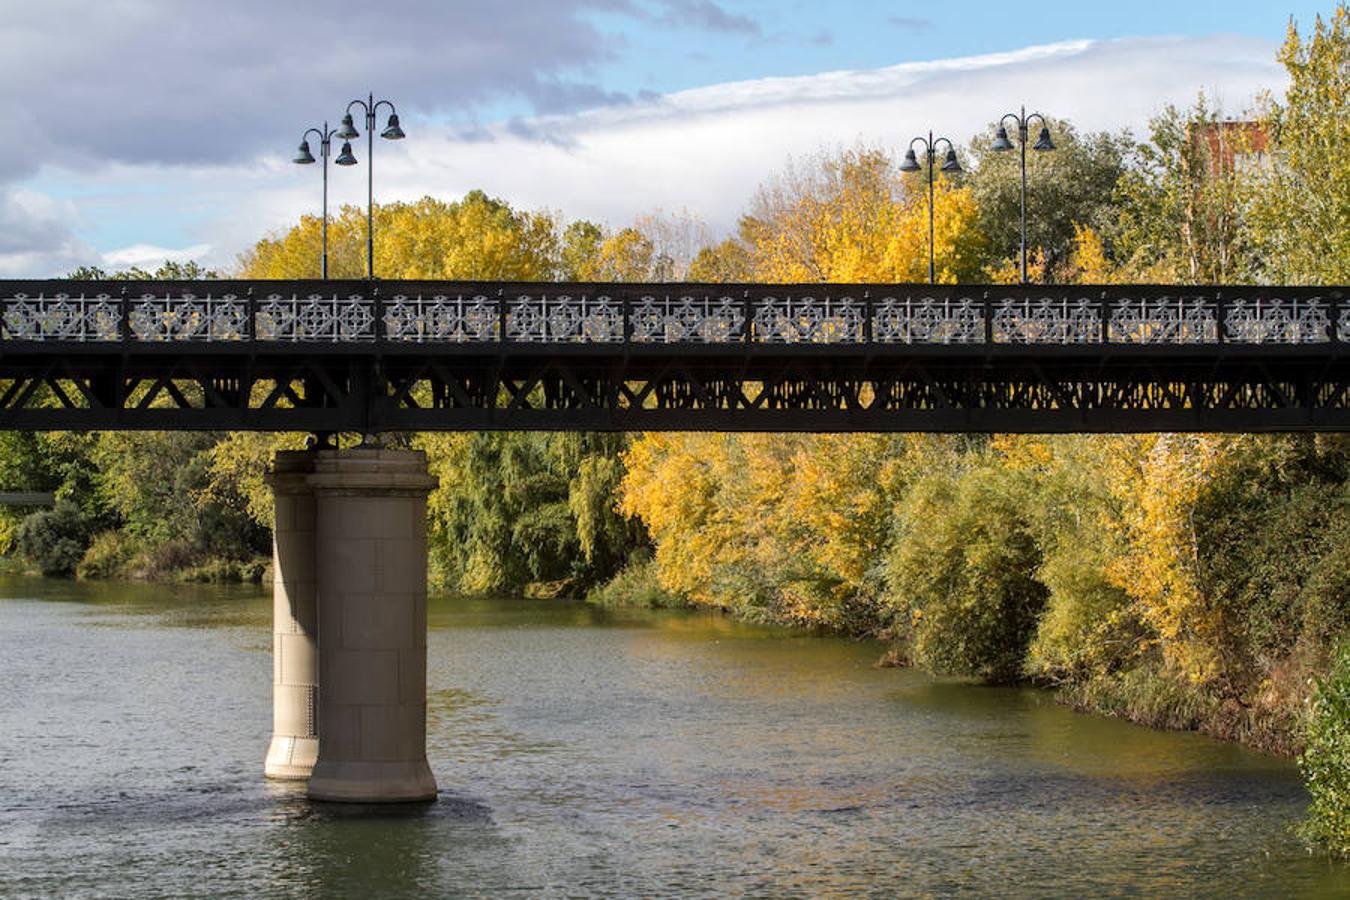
[0, 0, 1332, 276]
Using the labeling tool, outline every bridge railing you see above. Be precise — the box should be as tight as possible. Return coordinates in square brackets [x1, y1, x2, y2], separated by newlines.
[0, 282, 1345, 347]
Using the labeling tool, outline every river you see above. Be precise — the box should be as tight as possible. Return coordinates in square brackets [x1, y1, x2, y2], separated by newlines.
[0, 576, 1346, 897]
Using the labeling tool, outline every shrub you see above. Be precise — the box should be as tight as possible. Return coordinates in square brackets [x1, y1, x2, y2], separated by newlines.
[16, 501, 92, 577]
[181, 556, 269, 583]
[77, 530, 139, 579]
[1300, 643, 1350, 855]
[587, 555, 688, 609]
[886, 464, 1048, 683]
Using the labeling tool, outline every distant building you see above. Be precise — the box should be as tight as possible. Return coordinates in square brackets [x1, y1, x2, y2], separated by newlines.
[1192, 120, 1271, 175]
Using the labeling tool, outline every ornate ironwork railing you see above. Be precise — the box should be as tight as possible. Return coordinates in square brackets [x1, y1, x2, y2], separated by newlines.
[0, 283, 1345, 347]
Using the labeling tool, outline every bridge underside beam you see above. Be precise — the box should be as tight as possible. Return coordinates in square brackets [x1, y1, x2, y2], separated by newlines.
[0, 349, 1347, 432]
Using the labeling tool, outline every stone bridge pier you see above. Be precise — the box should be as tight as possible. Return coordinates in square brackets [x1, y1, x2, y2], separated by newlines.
[264, 447, 438, 803]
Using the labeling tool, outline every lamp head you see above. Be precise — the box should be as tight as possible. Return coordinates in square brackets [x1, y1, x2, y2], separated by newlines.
[1033, 127, 1055, 152]
[293, 140, 316, 165]
[941, 148, 963, 173]
[336, 113, 360, 140]
[381, 113, 405, 140]
[899, 148, 922, 173]
[991, 127, 1015, 152]
[334, 141, 358, 166]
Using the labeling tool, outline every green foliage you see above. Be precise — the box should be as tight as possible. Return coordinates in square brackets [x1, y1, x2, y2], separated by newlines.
[89, 431, 267, 560]
[886, 463, 1048, 682]
[1300, 641, 1350, 854]
[180, 557, 268, 583]
[1060, 664, 1217, 733]
[66, 260, 218, 280]
[420, 432, 642, 596]
[1113, 98, 1258, 283]
[1192, 437, 1350, 678]
[586, 553, 688, 609]
[1022, 437, 1145, 682]
[17, 501, 93, 577]
[1251, 5, 1350, 284]
[967, 120, 1129, 280]
[76, 530, 139, 580]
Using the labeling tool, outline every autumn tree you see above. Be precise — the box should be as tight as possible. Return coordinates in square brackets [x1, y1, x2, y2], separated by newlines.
[743, 146, 988, 284]
[239, 191, 564, 280]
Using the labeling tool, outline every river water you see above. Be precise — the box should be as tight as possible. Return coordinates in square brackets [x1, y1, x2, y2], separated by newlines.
[0, 576, 1347, 898]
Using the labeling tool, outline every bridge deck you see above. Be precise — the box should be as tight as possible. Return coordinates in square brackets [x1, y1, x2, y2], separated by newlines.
[1, 279, 1346, 432]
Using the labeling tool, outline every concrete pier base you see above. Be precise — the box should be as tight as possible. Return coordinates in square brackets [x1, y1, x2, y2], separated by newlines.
[305, 448, 439, 803]
[264, 451, 320, 780]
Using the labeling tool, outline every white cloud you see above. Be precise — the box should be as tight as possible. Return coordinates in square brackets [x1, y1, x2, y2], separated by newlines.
[7, 33, 1287, 277]
[100, 243, 214, 271]
[316, 33, 1288, 236]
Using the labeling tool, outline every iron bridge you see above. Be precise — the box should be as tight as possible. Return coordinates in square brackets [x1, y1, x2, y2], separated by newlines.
[0, 279, 1347, 433]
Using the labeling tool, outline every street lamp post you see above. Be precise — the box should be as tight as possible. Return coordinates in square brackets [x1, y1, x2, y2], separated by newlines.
[992, 106, 1055, 283]
[292, 123, 341, 279]
[899, 131, 963, 284]
[336, 93, 406, 280]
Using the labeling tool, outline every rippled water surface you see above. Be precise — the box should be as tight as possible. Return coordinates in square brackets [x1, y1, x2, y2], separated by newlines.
[1, 576, 1348, 897]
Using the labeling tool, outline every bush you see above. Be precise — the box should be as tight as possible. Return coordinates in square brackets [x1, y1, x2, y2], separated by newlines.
[1059, 663, 1216, 733]
[587, 555, 689, 609]
[126, 539, 200, 581]
[16, 502, 92, 577]
[1300, 643, 1350, 855]
[886, 464, 1048, 683]
[77, 530, 139, 579]
[181, 556, 269, 583]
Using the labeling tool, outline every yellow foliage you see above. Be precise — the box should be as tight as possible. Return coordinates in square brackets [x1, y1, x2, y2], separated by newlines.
[1104, 434, 1235, 683]
[747, 147, 988, 284]
[620, 431, 941, 629]
[238, 192, 561, 280]
[1063, 224, 1116, 284]
[206, 432, 309, 528]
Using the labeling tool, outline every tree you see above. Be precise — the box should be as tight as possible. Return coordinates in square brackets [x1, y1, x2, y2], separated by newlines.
[686, 237, 753, 282]
[745, 146, 988, 284]
[16, 501, 93, 577]
[417, 431, 641, 594]
[885, 461, 1048, 682]
[1113, 98, 1259, 283]
[966, 120, 1129, 282]
[238, 192, 563, 280]
[67, 260, 218, 280]
[1250, 5, 1350, 284]
[576, 227, 668, 282]
[560, 220, 605, 280]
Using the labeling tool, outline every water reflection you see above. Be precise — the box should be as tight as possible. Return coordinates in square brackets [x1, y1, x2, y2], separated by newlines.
[0, 578, 1346, 897]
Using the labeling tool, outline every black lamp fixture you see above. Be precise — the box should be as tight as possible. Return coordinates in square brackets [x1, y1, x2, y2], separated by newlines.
[292, 122, 340, 278]
[900, 131, 963, 284]
[337, 92, 406, 279]
[992, 105, 1055, 283]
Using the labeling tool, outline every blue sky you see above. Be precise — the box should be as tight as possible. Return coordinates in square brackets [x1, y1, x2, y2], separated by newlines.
[576, 1, 1323, 100]
[0, 0, 1330, 275]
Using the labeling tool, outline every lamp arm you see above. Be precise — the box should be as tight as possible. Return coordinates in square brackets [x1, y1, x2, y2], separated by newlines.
[908, 136, 931, 155]
[1025, 112, 1049, 131]
[345, 98, 371, 117]
[999, 112, 1023, 131]
[933, 137, 956, 155]
[372, 99, 397, 117]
